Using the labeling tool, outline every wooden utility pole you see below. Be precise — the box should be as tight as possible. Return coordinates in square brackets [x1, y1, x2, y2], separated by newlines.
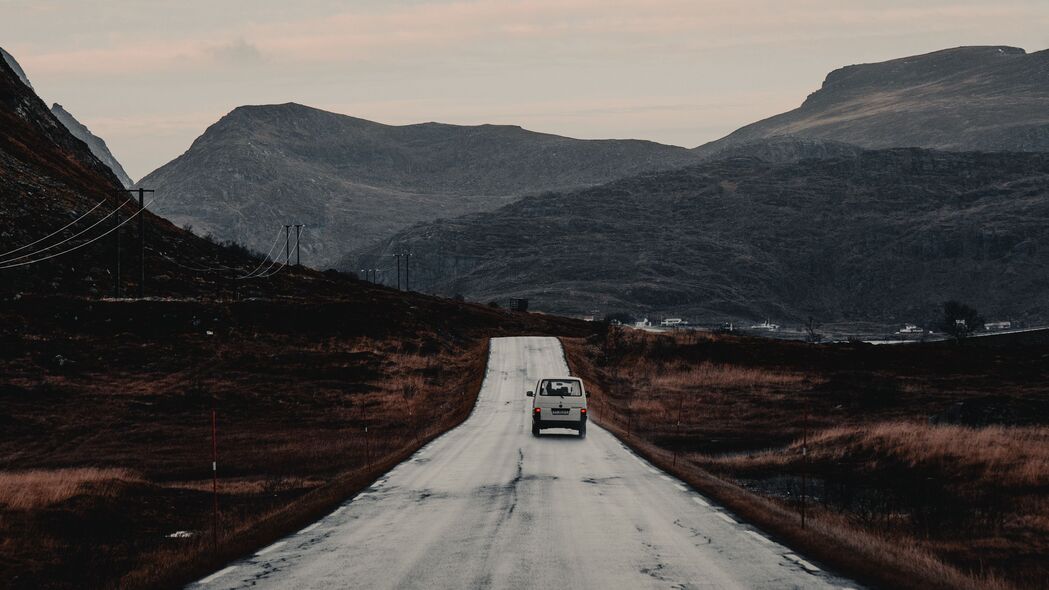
[294, 224, 303, 266]
[113, 204, 121, 298]
[283, 225, 291, 266]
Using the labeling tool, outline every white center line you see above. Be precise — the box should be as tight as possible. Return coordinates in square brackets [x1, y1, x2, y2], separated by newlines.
[674, 483, 688, 492]
[715, 513, 737, 525]
[256, 541, 286, 556]
[198, 565, 238, 585]
[692, 496, 710, 507]
[299, 522, 321, 534]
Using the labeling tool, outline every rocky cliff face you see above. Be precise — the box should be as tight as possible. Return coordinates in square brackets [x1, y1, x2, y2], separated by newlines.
[349, 149, 1049, 324]
[51, 103, 134, 188]
[138, 103, 707, 267]
[695, 46, 1049, 156]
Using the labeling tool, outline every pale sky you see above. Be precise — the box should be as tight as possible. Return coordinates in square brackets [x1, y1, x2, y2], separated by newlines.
[3, 0, 1048, 181]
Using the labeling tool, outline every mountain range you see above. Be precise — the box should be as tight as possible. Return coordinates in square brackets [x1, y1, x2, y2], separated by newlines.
[137, 103, 706, 267]
[694, 46, 1049, 157]
[348, 149, 1049, 323]
[76, 44, 1049, 322]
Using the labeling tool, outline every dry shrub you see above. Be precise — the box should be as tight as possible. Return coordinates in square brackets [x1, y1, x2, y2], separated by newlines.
[642, 361, 810, 390]
[0, 468, 141, 510]
[711, 422, 1049, 488]
[162, 476, 325, 495]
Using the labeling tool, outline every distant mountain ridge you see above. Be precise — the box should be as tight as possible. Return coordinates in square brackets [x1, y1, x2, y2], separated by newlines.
[139, 103, 706, 266]
[347, 148, 1049, 324]
[51, 103, 134, 188]
[0, 47, 133, 188]
[0, 48, 32, 90]
[695, 46, 1049, 156]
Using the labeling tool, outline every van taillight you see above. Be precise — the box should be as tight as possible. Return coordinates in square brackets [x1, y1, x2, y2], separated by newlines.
[534, 408, 541, 414]
[580, 408, 587, 415]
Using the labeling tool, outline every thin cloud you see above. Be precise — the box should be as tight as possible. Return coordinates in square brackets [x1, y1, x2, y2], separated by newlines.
[208, 38, 264, 66]
[15, 0, 1042, 76]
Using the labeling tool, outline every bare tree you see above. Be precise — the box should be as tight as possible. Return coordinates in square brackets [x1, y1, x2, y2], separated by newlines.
[804, 316, 823, 344]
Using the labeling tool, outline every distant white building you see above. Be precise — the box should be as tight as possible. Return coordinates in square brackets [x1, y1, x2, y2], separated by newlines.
[897, 324, 924, 334]
[985, 321, 1012, 331]
[635, 318, 651, 328]
[660, 318, 684, 327]
[749, 320, 779, 332]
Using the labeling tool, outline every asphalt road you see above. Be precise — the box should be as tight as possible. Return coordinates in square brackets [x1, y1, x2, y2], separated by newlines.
[192, 336, 858, 590]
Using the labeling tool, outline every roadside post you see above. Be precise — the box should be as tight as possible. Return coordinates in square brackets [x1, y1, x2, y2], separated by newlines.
[211, 407, 219, 551]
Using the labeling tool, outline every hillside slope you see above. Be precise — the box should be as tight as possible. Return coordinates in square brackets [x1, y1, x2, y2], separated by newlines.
[349, 149, 1049, 324]
[0, 54, 340, 299]
[51, 103, 134, 188]
[695, 46, 1049, 157]
[138, 103, 704, 267]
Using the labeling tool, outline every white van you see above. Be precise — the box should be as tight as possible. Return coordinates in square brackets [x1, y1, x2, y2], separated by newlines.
[527, 377, 589, 437]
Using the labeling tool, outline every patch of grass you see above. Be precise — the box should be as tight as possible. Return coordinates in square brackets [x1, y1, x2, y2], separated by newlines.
[0, 468, 142, 510]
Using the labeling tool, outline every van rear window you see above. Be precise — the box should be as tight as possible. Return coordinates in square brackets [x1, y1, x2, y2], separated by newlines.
[538, 380, 582, 396]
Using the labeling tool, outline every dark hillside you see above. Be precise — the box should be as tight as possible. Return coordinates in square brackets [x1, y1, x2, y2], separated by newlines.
[350, 149, 1049, 324]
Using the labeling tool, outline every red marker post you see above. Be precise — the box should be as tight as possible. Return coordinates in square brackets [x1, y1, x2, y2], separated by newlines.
[212, 408, 219, 550]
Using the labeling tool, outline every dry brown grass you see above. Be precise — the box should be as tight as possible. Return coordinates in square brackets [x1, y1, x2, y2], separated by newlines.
[633, 360, 811, 390]
[708, 422, 1049, 488]
[564, 329, 1049, 590]
[0, 468, 142, 510]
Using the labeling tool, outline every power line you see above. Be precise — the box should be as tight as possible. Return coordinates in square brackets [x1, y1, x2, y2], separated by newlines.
[0, 196, 108, 260]
[237, 226, 292, 280]
[0, 196, 134, 264]
[0, 196, 156, 269]
[256, 259, 289, 278]
[237, 226, 286, 279]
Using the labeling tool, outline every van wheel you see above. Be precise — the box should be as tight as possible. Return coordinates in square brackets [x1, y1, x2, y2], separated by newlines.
[578, 423, 587, 438]
[532, 423, 540, 437]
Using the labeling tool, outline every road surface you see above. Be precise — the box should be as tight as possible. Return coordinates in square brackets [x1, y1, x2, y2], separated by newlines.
[193, 336, 858, 590]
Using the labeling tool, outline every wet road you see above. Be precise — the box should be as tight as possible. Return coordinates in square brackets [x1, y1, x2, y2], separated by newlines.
[192, 336, 858, 590]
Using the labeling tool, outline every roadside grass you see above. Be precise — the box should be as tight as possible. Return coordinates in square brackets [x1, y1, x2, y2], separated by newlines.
[0, 468, 142, 510]
[0, 299, 502, 590]
[564, 328, 1049, 590]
